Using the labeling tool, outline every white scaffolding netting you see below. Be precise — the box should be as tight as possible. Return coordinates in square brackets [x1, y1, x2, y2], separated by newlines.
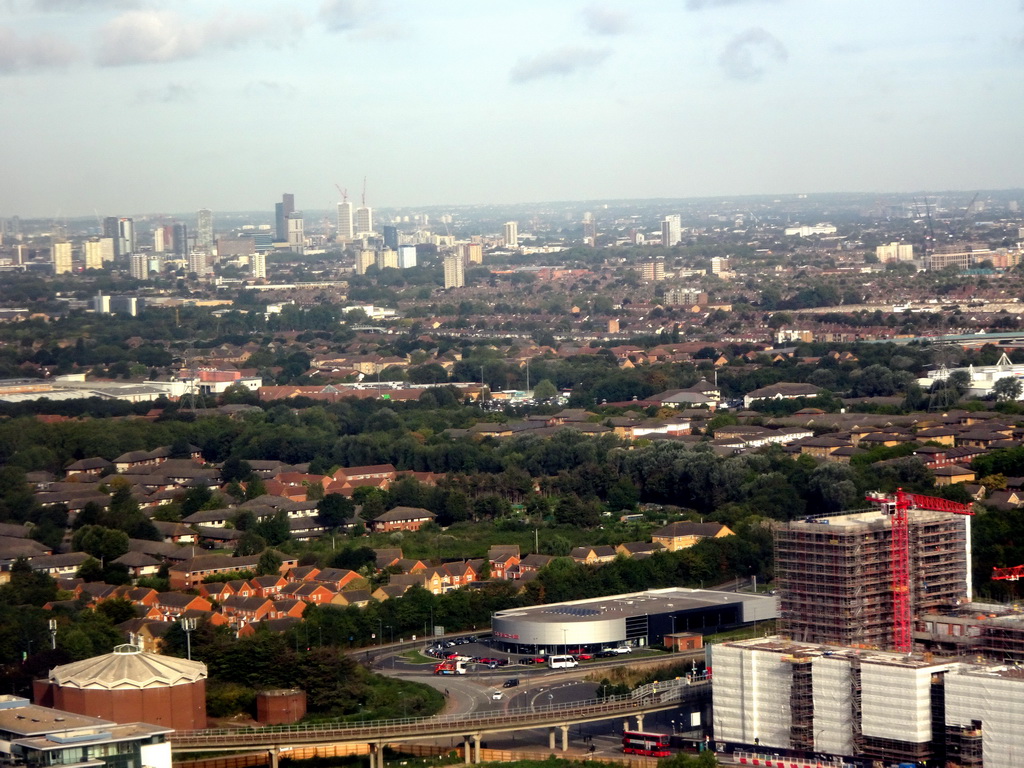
[946, 669, 1024, 768]
[712, 646, 792, 748]
[812, 655, 853, 755]
[860, 663, 933, 743]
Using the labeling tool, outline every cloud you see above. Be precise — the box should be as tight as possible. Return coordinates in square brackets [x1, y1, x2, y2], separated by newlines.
[687, 0, 778, 9]
[319, 0, 376, 32]
[582, 4, 631, 36]
[718, 27, 787, 80]
[133, 81, 196, 105]
[244, 80, 298, 99]
[33, 0, 140, 11]
[95, 8, 304, 66]
[0, 25, 80, 73]
[510, 46, 611, 83]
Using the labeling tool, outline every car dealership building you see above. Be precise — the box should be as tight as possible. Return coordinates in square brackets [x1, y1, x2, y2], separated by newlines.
[490, 587, 778, 654]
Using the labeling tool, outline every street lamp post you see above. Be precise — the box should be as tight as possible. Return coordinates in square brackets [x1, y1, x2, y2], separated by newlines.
[377, 618, 383, 647]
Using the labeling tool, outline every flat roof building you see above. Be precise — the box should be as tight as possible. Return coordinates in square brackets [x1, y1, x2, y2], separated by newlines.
[491, 587, 776, 654]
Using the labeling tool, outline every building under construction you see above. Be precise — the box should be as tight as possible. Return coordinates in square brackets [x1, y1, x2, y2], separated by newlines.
[775, 509, 970, 650]
[712, 636, 1024, 768]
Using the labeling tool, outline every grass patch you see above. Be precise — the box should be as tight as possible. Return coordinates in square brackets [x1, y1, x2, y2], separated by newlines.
[402, 650, 438, 664]
[702, 620, 776, 645]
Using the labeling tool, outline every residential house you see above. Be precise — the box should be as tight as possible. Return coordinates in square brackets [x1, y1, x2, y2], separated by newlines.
[250, 574, 289, 598]
[371, 506, 436, 533]
[569, 545, 618, 565]
[155, 592, 213, 619]
[168, 552, 297, 590]
[279, 581, 336, 605]
[651, 521, 734, 552]
[330, 589, 373, 608]
[933, 465, 977, 486]
[487, 545, 520, 580]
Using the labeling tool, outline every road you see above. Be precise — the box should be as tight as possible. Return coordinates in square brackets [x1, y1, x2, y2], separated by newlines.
[370, 640, 704, 758]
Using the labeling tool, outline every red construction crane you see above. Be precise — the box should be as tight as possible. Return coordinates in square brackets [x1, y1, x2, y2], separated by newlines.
[993, 565, 1024, 581]
[865, 488, 974, 653]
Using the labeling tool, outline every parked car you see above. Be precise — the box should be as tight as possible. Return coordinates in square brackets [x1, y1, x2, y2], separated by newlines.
[503, 678, 520, 688]
[595, 650, 617, 658]
[574, 653, 593, 660]
[519, 657, 536, 664]
[611, 646, 632, 654]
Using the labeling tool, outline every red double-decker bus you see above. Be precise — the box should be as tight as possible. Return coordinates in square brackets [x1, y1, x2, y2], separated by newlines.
[622, 730, 672, 757]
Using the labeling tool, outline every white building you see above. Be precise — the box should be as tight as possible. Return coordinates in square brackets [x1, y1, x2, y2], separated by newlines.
[286, 213, 304, 254]
[84, 238, 111, 269]
[376, 248, 398, 270]
[712, 636, 1024, 767]
[504, 221, 519, 249]
[443, 252, 464, 288]
[355, 205, 373, 236]
[662, 214, 681, 247]
[250, 252, 266, 279]
[876, 241, 914, 262]
[784, 224, 838, 237]
[337, 200, 354, 241]
[919, 352, 1024, 400]
[356, 249, 376, 275]
[129, 252, 149, 280]
[398, 244, 417, 269]
[52, 241, 72, 274]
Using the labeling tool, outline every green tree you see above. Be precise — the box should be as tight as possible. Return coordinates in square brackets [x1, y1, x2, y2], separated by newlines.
[72, 525, 130, 563]
[992, 376, 1023, 402]
[318, 494, 356, 528]
[257, 549, 283, 576]
[533, 379, 558, 401]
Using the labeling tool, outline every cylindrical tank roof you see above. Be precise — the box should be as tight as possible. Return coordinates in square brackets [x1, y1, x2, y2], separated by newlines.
[48, 644, 207, 690]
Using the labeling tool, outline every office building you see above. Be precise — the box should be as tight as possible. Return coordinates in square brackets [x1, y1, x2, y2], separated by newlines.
[356, 249, 376, 275]
[217, 236, 255, 259]
[93, 292, 111, 313]
[376, 248, 398, 270]
[398, 244, 417, 269]
[784, 224, 838, 237]
[286, 213, 304, 254]
[110, 296, 144, 316]
[503, 221, 519, 249]
[382, 225, 399, 250]
[443, 252, 464, 288]
[275, 193, 294, 242]
[463, 242, 483, 264]
[172, 223, 188, 257]
[152, 226, 165, 252]
[661, 214, 681, 247]
[196, 208, 213, 250]
[250, 252, 267, 279]
[103, 216, 119, 243]
[337, 200, 354, 241]
[775, 509, 970, 650]
[116, 217, 135, 257]
[0, 695, 172, 768]
[355, 205, 373, 236]
[129, 252, 149, 280]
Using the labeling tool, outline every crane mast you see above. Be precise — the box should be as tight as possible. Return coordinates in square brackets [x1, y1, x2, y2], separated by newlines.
[865, 488, 973, 653]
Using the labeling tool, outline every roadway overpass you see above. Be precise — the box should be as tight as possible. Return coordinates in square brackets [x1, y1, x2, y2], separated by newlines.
[171, 675, 711, 767]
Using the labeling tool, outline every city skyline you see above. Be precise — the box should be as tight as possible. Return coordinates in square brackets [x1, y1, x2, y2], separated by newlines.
[1, 1, 1022, 218]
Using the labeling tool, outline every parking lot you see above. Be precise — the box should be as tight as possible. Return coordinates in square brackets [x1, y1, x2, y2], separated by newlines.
[423, 636, 634, 670]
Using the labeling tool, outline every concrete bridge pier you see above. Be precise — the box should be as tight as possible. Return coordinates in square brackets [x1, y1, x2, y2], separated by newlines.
[548, 727, 556, 751]
[560, 724, 569, 752]
[473, 734, 481, 764]
[268, 748, 279, 768]
[369, 743, 385, 768]
[636, 713, 645, 731]
[463, 736, 471, 764]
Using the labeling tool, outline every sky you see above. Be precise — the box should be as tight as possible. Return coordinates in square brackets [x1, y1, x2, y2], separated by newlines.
[1, 0, 1022, 219]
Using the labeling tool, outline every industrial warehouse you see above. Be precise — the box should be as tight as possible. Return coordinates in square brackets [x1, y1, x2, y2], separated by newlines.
[490, 587, 777, 654]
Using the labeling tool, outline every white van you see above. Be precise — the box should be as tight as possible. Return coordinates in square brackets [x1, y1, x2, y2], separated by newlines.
[547, 654, 579, 669]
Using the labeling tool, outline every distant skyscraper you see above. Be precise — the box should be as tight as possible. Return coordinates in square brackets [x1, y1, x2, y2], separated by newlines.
[196, 209, 213, 250]
[52, 241, 72, 274]
[504, 221, 519, 249]
[398, 244, 417, 269]
[355, 206, 373, 236]
[172, 223, 188, 257]
[661, 215, 681, 247]
[582, 212, 596, 247]
[103, 216, 119, 240]
[276, 193, 294, 241]
[189, 250, 209, 276]
[382, 225, 399, 250]
[443, 252, 465, 288]
[153, 226, 165, 253]
[337, 200, 354, 242]
[117, 218, 135, 257]
[129, 252, 149, 280]
[640, 258, 665, 281]
[250, 253, 267, 280]
[287, 213, 304, 254]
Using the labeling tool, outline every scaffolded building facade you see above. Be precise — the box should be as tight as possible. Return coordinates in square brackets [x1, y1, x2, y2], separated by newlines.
[775, 509, 970, 650]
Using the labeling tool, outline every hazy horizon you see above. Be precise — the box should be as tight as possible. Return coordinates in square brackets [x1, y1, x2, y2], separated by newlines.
[2, 1, 1022, 219]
